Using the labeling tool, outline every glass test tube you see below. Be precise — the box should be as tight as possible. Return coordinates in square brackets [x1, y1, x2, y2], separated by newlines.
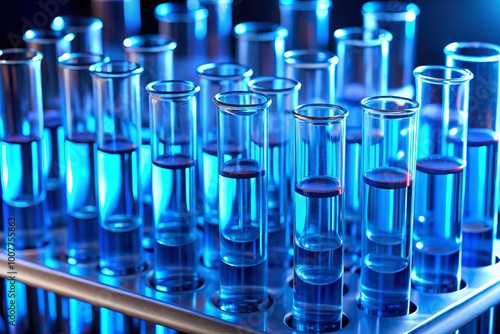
[0, 48, 48, 249]
[444, 42, 500, 267]
[23, 28, 73, 229]
[334, 27, 392, 266]
[89, 60, 145, 276]
[412, 66, 473, 293]
[58, 52, 110, 264]
[213, 91, 271, 313]
[196, 63, 253, 268]
[248, 77, 301, 268]
[284, 49, 337, 105]
[51, 15, 104, 54]
[146, 80, 201, 292]
[362, 2, 420, 98]
[200, 0, 234, 63]
[154, 2, 208, 83]
[279, 0, 331, 51]
[359, 96, 419, 317]
[292, 104, 347, 333]
[233, 22, 289, 78]
[123, 34, 177, 251]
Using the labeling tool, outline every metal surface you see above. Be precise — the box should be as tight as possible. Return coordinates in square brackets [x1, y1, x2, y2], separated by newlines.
[1, 228, 500, 333]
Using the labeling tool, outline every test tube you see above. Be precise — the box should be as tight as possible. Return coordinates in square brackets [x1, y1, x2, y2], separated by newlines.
[362, 2, 420, 98]
[58, 52, 110, 264]
[154, 2, 208, 83]
[284, 49, 337, 104]
[51, 15, 104, 54]
[412, 66, 473, 293]
[196, 62, 253, 268]
[200, 0, 234, 62]
[279, 0, 331, 51]
[123, 34, 177, 251]
[213, 91, 271, 313]
[292, 104, 347, 333]
[89, 60, 145, 276]
[0, 48, 48, 249]
[146, 80, 201, 292]
[233, 22, 288, 78]
[23, 29, 73, 229]
[359, 96, 419, 317]
[334, 27, 392, 266]
[444, 42, 500, 267]
[248, 77, 301, 268]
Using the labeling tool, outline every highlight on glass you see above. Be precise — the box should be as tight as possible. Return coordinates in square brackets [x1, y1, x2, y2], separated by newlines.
[51, 15, 104, 54]
[412, 65, 473, 293]
[292, 103, 348, 333]
[359, 96, 419, 317]
[248, 76, 301, 268]
[196, 62, 254, 269]
[444, 42, 500, 267]
[89, 60, 145, 276]
[58, 52, 110, 264]
[213, 91, 271, 313]
[284, 49, 338, 104]
[123, 34, 177, 251]
[146, 80, 202, 292]
[362, 1, 420, 98]
[0, 48, 48, 250]
[200, 0, 234, 63]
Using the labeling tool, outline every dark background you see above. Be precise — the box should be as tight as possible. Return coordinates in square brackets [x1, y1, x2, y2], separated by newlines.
[1, 0, 500, 66]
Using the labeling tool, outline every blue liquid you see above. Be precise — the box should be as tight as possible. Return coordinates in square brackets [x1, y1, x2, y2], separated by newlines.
[152, 154, 200, 292]
[219, 158, 268, 313]
[65, 134, 98, 263]
[69, 298, 98, 334]
[140, 143, 153, 250]
[1, 135, 48, 249]
[412, 156, 464, 293]
[97, 138, 144, 276]
[345, 127, 362, 260]
[360, 167, 413, 316]
[463, 128, 498, 267]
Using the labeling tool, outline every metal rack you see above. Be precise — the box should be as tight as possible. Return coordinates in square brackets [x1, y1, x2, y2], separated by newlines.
[1, 228, 499, 333]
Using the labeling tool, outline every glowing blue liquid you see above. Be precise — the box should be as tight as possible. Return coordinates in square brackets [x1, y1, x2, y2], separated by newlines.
[69, 298, 98, 334]
[360, 167, 412, 316]
[152, 154, 199, 292]
[463, 128, 498, 267]
[219, 158, 267, 313]
[412, 156, 464, 293]
[97, 139, 144, 276]
[140, 141, 153, 251]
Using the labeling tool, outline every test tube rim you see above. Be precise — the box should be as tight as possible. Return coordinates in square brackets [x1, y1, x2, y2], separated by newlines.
[23, 28, 75, 45]
[0, 48, 43, 65]
[279, 0, 332, 11]
[233, 21, 289, 42]
[154, 3, 209, 23]
[444, 41, 500, 63]
[213, 91, 271, 116]
[333, 26, 393, 46]
[292, 103, 349, 124]
[360, 95, 419, 118]
[248, 76, 302, 94]
[89, 60, 143, 78]
[58, 52, 110, 70]
[51, 15, 103, 33]
[413, 65, 474, 85]
[123, 34, 178, 53]
[146, 79, 201, 99]
[197, 62, 253, 81]
[361, 1, 420, 21]
[284, 49, 338, 69]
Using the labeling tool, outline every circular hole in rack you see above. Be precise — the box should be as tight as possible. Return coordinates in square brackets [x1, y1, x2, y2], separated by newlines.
[98, 260, 150, 277]
[287, 278, 350, 295]
[146, 272, 205, 293]
[212, 290, 274, 314]
[411, 279, 467, 293]
[356, 299, 418, 316]
[283, 312, 349, 332]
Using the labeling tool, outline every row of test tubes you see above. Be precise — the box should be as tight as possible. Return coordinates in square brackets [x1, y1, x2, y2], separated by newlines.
[1, 1, 500, 333]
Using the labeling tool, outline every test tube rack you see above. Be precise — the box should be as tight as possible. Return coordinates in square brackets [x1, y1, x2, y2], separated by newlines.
[1, 227, 499, 333]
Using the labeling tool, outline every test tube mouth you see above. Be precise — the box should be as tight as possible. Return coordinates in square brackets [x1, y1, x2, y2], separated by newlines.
[23, 28, 75, 44]
[196, 62, 253, 81]
[213, 91, 272, 116]
[361, 96, 419, 118]
[413, 65, 474, 85]
[279, 0, 332, 10]
[154, 3, 209, 23]
[58, 53, 110, 70]
[248, 76, 301, 94]
[333, 27, 393, 46]
[89, 60, 143, 78]
[123, 34, 177, 53]
[292, 103, 348, 124]
[233, 22, 289, 42]
[0, 48, 43, 64]
[51, 15, 103, 33]
[146, 80, 200, 99]
[444, 42, 500, 63]
[361, 1, 420, 22]
[284, 49, 338, 69]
